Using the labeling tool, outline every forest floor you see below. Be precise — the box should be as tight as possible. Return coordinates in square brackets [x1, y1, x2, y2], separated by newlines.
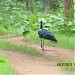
[0, 36, 75, 75]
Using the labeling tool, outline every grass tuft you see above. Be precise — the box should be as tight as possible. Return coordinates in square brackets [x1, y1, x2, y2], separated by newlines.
[0, 54, 16, 74]
[0, 41, 43, 57]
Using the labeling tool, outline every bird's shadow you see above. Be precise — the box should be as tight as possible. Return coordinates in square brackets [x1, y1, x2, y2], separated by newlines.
[41, 49, 56, 52]
[41, 46, 56, 52]
[44, 49, 56, 51]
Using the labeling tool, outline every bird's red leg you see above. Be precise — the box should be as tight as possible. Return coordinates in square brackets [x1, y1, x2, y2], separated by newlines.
[41, 39, 42, 48]
[42, 39, 44, 50]
[41, 44, 42, 48]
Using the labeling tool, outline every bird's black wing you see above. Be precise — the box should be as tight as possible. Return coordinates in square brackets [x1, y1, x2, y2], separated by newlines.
[38, 28, 53, 37]
[38, 28, 57, 42]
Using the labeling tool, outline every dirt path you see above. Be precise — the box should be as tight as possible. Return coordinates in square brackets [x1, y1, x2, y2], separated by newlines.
[0, 36, 74, 60]
[0, 36, 75, 75]
[0, 50, 68, 75]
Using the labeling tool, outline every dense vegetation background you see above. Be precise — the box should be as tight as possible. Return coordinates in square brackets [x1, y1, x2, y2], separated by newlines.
[0, 0, 75, 49]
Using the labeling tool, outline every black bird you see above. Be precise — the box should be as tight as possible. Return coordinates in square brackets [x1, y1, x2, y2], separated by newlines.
[38, 21, 57, 50]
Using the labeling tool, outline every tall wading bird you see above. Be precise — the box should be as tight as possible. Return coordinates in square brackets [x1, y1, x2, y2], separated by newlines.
[38, 21, 57, 50]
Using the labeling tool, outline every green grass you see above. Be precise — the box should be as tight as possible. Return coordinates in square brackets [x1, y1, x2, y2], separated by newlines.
[0, 54, 16, 75]
[0, 33, 21, 39]
[24, 31, 75, 50]
[0, 26, 17, 35]
[0, 41, 44, 57]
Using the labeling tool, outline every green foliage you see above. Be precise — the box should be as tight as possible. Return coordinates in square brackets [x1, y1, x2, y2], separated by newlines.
[49, 0, 63, 11]
[0, 26, 17, 35]
[0, 54, 16, 74]
[0, 26, 7, 35]
[33, 1, 43, 12]
[0, 1, 74, 35]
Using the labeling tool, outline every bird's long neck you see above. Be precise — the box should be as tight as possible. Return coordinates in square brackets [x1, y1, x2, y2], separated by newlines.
[40, 21, 43, 29]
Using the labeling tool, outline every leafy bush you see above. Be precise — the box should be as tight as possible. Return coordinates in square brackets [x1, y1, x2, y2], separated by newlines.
[0, 26, 7, 35]
[0, 1, 74, 36]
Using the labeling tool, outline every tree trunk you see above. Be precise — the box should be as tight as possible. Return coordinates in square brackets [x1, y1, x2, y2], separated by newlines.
[64, 0, 74, 18]
[43, 0, 50, 13]
[26, 0, 33, 12]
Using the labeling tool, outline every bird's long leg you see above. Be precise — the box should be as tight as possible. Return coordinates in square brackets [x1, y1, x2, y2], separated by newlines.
[41, 38, 42, 48]
[42, 39, 44, 50]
